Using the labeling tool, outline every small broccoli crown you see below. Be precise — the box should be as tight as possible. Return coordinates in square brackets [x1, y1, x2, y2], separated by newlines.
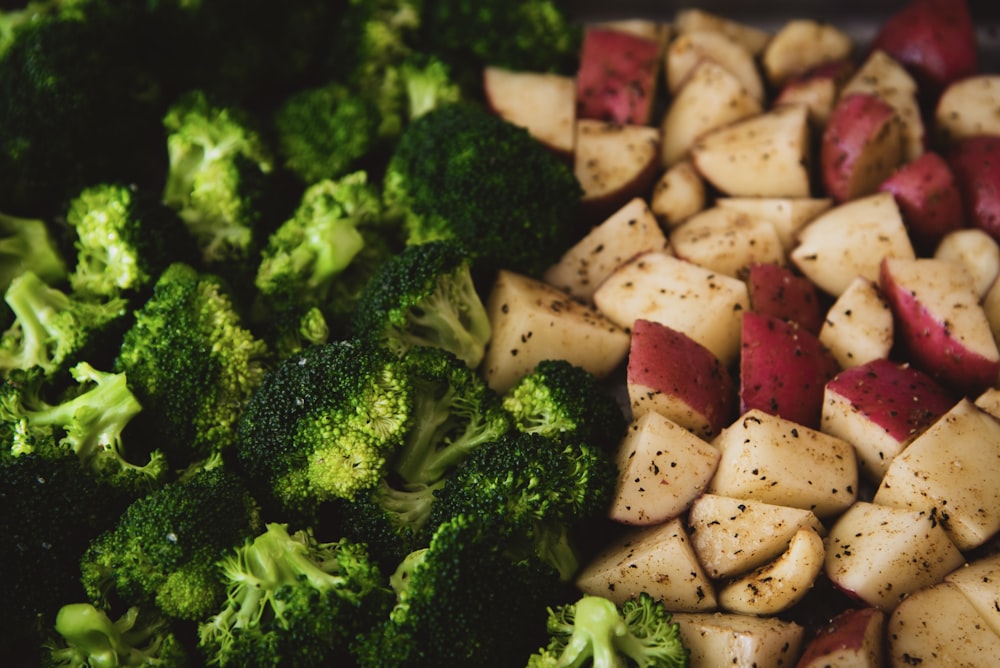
[162, 89, 275, 265]
[528, 593, 689, 668]
[383, 102, 581, 276]
[80, 466, 262, 622]
[197, 523, 393, 667]
[115, 262, 269, 467]
[0, 271, 128, 378]
[273, 82, 382, 184]
[351, 239, 491, 368]
[0, 210, 68, 294]
[504, 359, 628, 448]
[400, 53, 463, 120]
[46, 603, 189, 668]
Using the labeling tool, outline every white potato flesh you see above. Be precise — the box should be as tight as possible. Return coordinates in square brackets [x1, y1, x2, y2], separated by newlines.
[669, 206, 786, 279]
[673, 8, 772, 56]
[796, 608, 886, 668]
[481, 67, 576, 158]
[944, 553, 1000, 638]
[715, 196, 832, 252]
[665, 29, 764, 101]
[649, 160, 707, 228]
[671, 612, 804, 668]
[574, 119, 662, 213]
[762, 19, 853, 87]
[818, 276, 894, 369]
[933, 227, 1000, 299]
[935, 74, 1000, 144]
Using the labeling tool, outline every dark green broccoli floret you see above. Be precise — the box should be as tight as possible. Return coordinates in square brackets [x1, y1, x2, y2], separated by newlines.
[430, 430, 617, 581]
[0, 209, 68, 297]
[355, 513, 570, 668]
[65, 182, 197, 299]
[80, 464, 262, 622]
[0, 271, 128, 379]
[114, 262, 270, 468]
[45, 603, 189, 668]
[351, 239, 491, 368]
[527, 593, 689, 668]
[161, 89, 278, 268]
[197, 522, 393, 667]
[504, 359, 628, 449]
[383, 102, 582, 276]
[399, 53, 463, 120]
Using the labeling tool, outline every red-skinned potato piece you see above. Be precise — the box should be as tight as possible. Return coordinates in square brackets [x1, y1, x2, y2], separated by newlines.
[746, 262, 826, 334]
[575, 26, 661, 126]
[482, 67, 576, 160]
[948, 135, 1000, 242]
[574, 119, 662, 223]
[627, 318, 737, 440]
[868, 0, 978, 98]
[796, 607, 886, 668]
[878, 151, 967, 255]
[740, 311, 841, 429]
[821, 92, 905, 203]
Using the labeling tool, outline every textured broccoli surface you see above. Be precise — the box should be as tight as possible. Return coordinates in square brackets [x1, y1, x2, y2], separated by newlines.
[0, 210, 67, 298]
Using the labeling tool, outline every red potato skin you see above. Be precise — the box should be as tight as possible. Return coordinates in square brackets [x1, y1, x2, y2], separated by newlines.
[627, 318, 736, 438]
[746, 262, 826, 334]
[826, 358, 957, 442]
[869, 0, 978, 99]
[740, 311, 841, 430]
[575, 27, 661, 126]
[947, 135, 1000, 243]
[821, 93, 904, 203]
[796, 607, 886, 668]
[878, 151, 967, 255]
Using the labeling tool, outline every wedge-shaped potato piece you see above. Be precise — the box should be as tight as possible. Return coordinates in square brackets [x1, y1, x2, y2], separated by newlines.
[690, 105, 812, 198]
[818, 277, 894, 369]
[709, 409, 857, 519]
[544, 197, 668, 303]
[481, 269, 630, 393]
[649, 160, 706, 228]
[575, 26, 662, 126]
[609, 411, 720, 526]
[715, 196, 831, 252]
[627, 318, 736, 439]
[671, 612, 804, 668]
[669, 206, 785, 279]
[945, 552, 1000, 637]
[822, 358, 956, 482]
[589, 18, 670, 45]
[888, 582, 1000, 666]
[790, 192, 915, 297]
[948, 134, 1000, 242]
[796, 607, 886, 668]
[746, 262, 825, 334]
[761, 19, 852, 88]
[975, 385, 1000, 420]
[936, 75, 1000, 144]
[575, 517, 717, 612]
[673, 8, 771, 56]
[825, 501, 965, 609]
[659, 60, 762, 168]
[593, 251, 749, 366]
[665, 29, 764, 102]
[840, 50, 925, 162]
[934, 228, 1000, 299]
[718, 525, 825, 615]
[774, 60, 853, 128]
[880, 256, 1000, 396]
[874, 399, 1000, 551]
[482, 67, 576, 159]
[688, 493, 825, 580]
[575, 119, 661, 222]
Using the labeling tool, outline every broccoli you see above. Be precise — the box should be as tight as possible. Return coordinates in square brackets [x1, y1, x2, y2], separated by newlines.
[0, 271, 128, 379]
[80, 464, 263, 622]
[0, 209, 68, 298]
[45, 603, 189, 668]
[503, 359, 629, 449]
[383, 102, 582, 276]
[355, 513, 572, 668]
[400, 53, 464, 120]
[527, 593, 689, 668]
[350, 239, 491, 369]
[429, 429, 618, 581]
[197, 522, 393, 667]
[114, 262, 270, 469]
[64, 182, 198, 300]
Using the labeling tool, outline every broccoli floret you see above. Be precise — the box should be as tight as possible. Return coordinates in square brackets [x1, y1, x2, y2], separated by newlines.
[430, 430, 618, 581]
[355, 513, 570, 668]
[504, 359, 629, 449]
[114, 262, 270, 468]
[383, 102, 582, 276]
[0, 271, 128, 379]
[197, 522, 393, 667]
[161, 89, 279, 268]
[0, 210, 68, 297]
[65, 182, 197, 299]
[351, 239, 490, 368]
[400, 53, 463, 120]
[45, 603, 189, 668]
[80, 465, 262, 622]
[527, 593, 689, 668]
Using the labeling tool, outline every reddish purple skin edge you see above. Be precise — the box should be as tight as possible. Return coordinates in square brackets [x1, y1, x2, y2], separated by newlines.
[878, 151, 966, 255]
[796, 607, 884, 666]
[826, 358, 956, 442]
[821, 92, 900, 203]
[746, 262, 826, 335]
[948, 135, 1000, 243]
[879, 259, 1000, 397]
[575, 27, 661, 126]
[626, 318, 736, 435]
